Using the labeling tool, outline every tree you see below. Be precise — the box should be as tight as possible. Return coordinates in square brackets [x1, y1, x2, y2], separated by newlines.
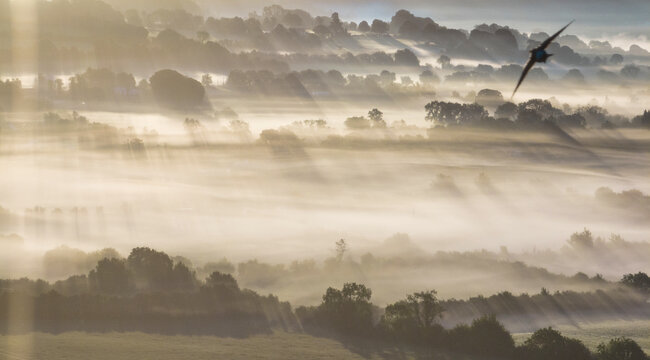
[379, 70, 396, 86]
[368, 108, 386, 128]
[419, 70, 439, 86]
[621, 272, 650, 294]
[632, 110, 650, 128]
[206, 271, 239, 292]
[467, 315, 516, 358]
[335, 239, 347, 262]
[150, 69, 206, 109]
[172, 262, 197, 291]
[319, 283, 374, 334]
[425, 101, 487, 126]
[518, 328, 591, 360]
[437, 55, 451, 68]
[371, 19, 389, 34]
[597, 337, 647, 360]
[282, 13, 303, 28]
[621, 64, 641, 79]
[568, 228, 594, 250]
[329, 12, 347, 37]
[554, 113, 587, 128]
[127, 247, 174, 291]
[518, 99, 564, 119]
[358, 21, 370, 32]
[183, 118, 203, 133]
[576, 105, 609, 127]
[201, 74, 213, 87]
[382, 290, 444, 342]
[610, 54, 624, 65]
[344, 116, 371, 129]
[394, 49, 420, 66]
[313, 24, 331, 37]
[475, 89, 504, 108]
[88, 258, 132, 295]
[495, 102, 518, 120]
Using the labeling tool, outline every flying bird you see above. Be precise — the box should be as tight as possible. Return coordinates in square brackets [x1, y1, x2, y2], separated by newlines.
[512, 20, 574, 97]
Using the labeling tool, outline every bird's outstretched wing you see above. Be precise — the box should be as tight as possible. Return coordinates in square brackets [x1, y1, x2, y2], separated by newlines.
[512, 58, 536, 97]
[540, 20, 574, 49]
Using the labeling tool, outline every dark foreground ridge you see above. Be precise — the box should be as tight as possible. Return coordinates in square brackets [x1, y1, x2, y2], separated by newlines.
[1, 246, 649, 359]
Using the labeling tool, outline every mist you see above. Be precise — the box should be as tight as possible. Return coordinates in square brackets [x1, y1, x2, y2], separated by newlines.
[1, 1, 649, 358]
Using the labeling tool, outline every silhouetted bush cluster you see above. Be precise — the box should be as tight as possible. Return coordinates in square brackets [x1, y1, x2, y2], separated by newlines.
[0, 247, 297, 336]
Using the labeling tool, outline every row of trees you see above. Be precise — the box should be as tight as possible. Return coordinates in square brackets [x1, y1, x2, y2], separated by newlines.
[425, 97, 650, 129]
[0, 247, 297, 336]
[4, 1, 647, 79]
[225, 67, 429, 98]
[34, 68, 206, 110]
[0, 244, 648, 357]
[297, 282, 648, 359]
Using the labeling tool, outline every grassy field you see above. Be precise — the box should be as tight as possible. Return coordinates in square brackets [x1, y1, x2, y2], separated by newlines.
[513, 320, 650, 353]
[1, 321, 648, 360]
[0, 331, 426, 360]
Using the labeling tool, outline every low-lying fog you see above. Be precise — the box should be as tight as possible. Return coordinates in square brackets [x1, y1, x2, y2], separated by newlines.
[0, 102, 649, 305]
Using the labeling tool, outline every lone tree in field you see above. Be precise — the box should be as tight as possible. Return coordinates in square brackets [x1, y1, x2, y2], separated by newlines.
[368, 108, 386, 128]
[335, 239, 347, 263]
[150, 69, 206, 110]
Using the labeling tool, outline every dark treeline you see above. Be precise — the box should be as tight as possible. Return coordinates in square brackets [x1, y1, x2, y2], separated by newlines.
[296, 281, 649, 360]
[440, 288, 649, 331]
[0, 247, 297, 336]
[2, 67, 208, 111]
[0, 1, 422, 76]
[2, 1, 648, 79]
[225, 67, 425, 99]
[425, 96, 650, 130]
[0, 111, 154, 153]
[6, 63, 650, 133]
[0, 245, 649, 358]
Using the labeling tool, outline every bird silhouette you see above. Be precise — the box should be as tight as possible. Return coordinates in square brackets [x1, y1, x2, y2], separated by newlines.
[512, 20, 574, 97]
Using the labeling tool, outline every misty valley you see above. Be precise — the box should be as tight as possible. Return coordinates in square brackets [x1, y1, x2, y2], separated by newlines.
[1, 0, 650, 359]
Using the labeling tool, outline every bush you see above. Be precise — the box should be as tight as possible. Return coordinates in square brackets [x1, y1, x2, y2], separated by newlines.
[297, 283, 375, 337]
[518, 327, 591, 360]
[447, 315, 515, 358]
[150, 69, 205, 109]
[597, 337, 647, 360]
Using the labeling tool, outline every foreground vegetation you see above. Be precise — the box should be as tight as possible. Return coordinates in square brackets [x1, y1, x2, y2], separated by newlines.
[0, 326, 647, 360]
[514, 320, 650, 354]
[0, 332, 395, 360]
[1, 246, 649, 359]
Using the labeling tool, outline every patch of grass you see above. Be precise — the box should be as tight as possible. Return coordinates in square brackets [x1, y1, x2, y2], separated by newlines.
[0, 331, 429, 360]
[513, 320, 650, 353]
